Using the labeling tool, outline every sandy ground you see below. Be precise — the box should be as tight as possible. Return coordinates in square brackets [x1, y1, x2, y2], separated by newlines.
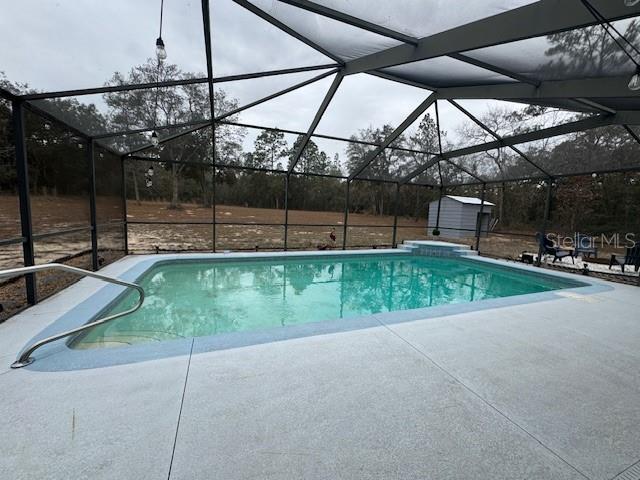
[125, 201, 429, 252]
[1, 196, 637, 322]
[0, 196, 428, 321]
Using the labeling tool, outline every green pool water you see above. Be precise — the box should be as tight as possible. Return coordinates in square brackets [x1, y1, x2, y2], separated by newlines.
[73, 254, 582, 348]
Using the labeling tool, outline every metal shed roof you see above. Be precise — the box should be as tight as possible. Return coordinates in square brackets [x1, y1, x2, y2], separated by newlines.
[443, 195, 496, 206]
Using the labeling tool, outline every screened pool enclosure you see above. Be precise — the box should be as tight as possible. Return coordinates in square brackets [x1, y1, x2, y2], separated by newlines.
[1, 0, 640, 313]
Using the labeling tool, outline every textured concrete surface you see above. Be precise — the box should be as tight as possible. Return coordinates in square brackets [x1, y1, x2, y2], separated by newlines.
[1, 253, 639, 479]
[170, 328, 584, 480]
[0, 353, 190, 480]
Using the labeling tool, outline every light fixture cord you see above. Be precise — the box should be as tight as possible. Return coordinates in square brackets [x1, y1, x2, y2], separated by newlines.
[153, 64, 160, 134]
[153, 0, 165, 138]
[580, 0, 640, 67]
[159, 0, 164, 39]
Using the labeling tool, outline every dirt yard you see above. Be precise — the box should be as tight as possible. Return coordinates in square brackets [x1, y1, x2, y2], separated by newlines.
[1, 195, 635, 322]
[1, 194, 630, 268]
[125, 200, 429, 252]
[0, 196, 431, 321]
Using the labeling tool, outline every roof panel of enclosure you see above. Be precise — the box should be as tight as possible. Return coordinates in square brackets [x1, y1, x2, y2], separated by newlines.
[2, 0, 640, 185]
[246, 0, 404, 61]
[300, 0, 541, 39]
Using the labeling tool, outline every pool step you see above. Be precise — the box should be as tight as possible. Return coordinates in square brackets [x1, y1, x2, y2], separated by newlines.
[399, 240, 478, 257]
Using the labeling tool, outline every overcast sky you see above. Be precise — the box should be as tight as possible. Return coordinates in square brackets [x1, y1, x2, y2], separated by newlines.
[0, 0, 530, 167]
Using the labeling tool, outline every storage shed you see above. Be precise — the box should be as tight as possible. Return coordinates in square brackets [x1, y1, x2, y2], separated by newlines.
[428, 195, 494, 239]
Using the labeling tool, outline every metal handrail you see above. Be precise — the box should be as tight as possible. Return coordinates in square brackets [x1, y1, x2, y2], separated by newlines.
[0, 263, 145, 368]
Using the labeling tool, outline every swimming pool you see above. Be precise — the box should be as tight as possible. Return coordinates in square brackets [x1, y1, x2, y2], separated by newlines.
[73, 253, 585, 349]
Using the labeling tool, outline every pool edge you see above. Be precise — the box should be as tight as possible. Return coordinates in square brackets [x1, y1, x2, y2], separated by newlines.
[13, 247, 613, 372]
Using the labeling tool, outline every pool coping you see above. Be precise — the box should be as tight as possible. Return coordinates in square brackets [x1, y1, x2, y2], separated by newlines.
[16, 247, 613, 372]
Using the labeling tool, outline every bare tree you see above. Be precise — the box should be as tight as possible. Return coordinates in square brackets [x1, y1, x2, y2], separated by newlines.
[104, 60, 245, 208]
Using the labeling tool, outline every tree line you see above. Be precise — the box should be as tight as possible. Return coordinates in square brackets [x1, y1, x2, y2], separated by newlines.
[2, 16, 640, 236]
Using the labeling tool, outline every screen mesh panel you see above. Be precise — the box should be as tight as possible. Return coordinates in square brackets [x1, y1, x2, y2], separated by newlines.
[216, 123, 290, 169]
[315, 73, 427, 138]
[0, 99, 21, 240]
[387, 102, 440, 155]
[0, 0, 206, 93]
[406, 161, 440, 186]
[101, 124, 206, 156]
[439, 160, 483, 186]
[34, 228, 92, 266]
[127, 224, 214, 253]
[310, 0, 539, 38]
[6, 0, 640, 323]
[532, 126, 640, 177]
[94, 146, 125, 224]
[3, 0, 637, 187]
[216, 224, 284, 251]
[124, 159, 213, 222]
[287, 174, 346, 250]
[96, 223, 126, 267]
[358, 150, 430, 182]
[217, 69, 336, 115]
[248, 0, 402, 61]
[30, 81, 212, 141]
[212, 0, 333, 76]
[288, 174, 346, 217]
[24, 110, 90, 233]
[381, 56, 518, 88]
[439, 99, 586, 150]
[0, 256, 27, 321]
[215, 168, 285, 224]
[32, 229, 94, 304]
[231, 73, 339, 131]
[465, 19, 640, 83]
[444, 148, 546, 185]
[436, 100, 487, 149]
[345, 179, 396, 248]
[29, 95, 109, 137]
[546, 173, 639, 259]
[294, 137, 356, 176]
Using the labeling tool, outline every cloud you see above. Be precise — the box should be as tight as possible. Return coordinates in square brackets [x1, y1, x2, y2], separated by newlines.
[0, 0, 514, 164]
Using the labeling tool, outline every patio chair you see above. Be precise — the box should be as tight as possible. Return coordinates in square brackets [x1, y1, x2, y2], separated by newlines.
[536, 232, 575, 264]
[574, 233, 598, 259]
[609, 245, 640, 273]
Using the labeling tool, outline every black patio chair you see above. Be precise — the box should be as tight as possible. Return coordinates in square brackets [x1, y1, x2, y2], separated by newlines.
[536, 232, 575, 264]
[574, 233, 598, 259]
[609, 245, 640, 273]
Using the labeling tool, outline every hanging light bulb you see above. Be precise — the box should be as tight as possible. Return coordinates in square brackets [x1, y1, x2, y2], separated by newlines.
[625, 0, 640, 7]
[156, 37, 167, 60]
[629, 66, 640, 91]
[592, 172, 598, 179]
[151, 131, 159, 147]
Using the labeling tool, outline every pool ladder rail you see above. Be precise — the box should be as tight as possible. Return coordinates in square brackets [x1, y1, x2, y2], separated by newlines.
[0, 263, 145, 369]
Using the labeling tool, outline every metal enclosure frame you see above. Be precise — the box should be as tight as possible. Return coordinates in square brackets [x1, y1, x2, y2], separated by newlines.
[2, 0, 640, 305]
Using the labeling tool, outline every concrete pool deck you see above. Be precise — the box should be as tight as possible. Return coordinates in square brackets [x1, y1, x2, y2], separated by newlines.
[1, 252, 639, 479]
